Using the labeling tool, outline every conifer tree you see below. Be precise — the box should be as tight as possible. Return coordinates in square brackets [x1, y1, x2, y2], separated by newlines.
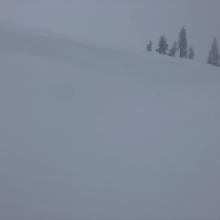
[156, 36, 168, 55]
[188, 46, 194, 59]
[208, 38, 219, 66]
[178, 27, 188, 58]
[146, 41, 153, 52]
[168, 42, 178, 56]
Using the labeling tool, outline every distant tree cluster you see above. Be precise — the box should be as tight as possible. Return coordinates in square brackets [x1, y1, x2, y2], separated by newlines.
[146, 26, 220, 67]
[146, 27, 194, 59]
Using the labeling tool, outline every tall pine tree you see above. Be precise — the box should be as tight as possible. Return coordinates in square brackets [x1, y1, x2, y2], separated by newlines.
[208, 38, 219, 66]
[178, 27, 188, 58]
[156, 36, 168, 54]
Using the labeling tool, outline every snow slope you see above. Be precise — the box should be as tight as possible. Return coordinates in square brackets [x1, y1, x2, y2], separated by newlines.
[0, 23, 220, 220]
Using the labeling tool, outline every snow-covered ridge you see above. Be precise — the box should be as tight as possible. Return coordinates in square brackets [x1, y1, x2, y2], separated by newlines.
[0, 21, 219, 75]
[0, 21, 140, 59]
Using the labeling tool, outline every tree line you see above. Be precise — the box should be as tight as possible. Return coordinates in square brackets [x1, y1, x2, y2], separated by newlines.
[146, 27, 220, 67]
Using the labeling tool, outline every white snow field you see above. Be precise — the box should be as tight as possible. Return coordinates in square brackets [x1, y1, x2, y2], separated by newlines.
[0, 23, 220, 220]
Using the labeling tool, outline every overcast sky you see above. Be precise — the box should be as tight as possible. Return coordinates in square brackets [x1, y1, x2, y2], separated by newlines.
[0, 0, 220, 60]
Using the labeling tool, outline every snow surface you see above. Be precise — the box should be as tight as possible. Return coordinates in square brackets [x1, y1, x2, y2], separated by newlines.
[0, 23, 220, 220]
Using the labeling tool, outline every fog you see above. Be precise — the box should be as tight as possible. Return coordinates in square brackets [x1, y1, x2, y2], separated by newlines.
[1, 1, 220, 220]
[1, 0, 220, 60]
